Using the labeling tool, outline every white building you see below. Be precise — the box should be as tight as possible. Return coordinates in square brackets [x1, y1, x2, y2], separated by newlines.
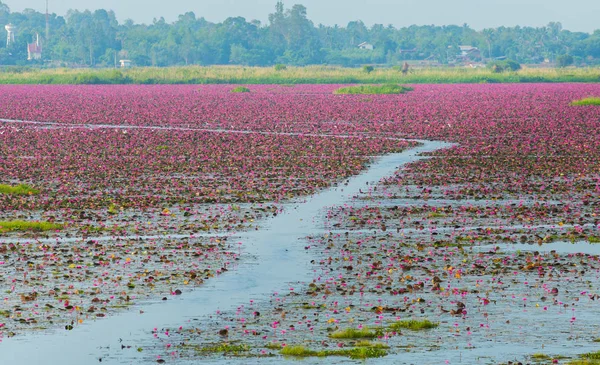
[5, 23, 15, 46]
[119, 59, 132, 68]
[458, 45, 480, 58]
[358, 42, 374, 50]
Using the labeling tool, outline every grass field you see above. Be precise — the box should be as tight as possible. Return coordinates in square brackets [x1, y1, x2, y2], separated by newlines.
[0, 65, 599, 84]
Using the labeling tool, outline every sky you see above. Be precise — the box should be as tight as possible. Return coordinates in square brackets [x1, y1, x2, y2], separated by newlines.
[6, 0, 600, 33]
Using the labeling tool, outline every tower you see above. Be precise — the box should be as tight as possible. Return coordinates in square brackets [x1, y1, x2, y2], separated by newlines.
[5, 23, 15, 46]
[45, 0, 49, 42]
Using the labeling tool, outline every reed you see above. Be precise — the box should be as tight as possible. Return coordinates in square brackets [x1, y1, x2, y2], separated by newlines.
[0, 65, 598, 84]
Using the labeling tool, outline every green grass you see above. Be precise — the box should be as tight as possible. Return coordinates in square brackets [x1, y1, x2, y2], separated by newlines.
[588, 236, 600, 243]
[264, 342, 283, 350]
[329, 327, 381, 339]
[334, 84, 413, 95]
[389, 319, 438, 331]
[107, 203, 119, 215]
[353, 340, 390, 349]
[280, 345, 387, 359]
[571, 97, 600, 106]
[582, 352, 600, 360]
[0, 65, 599, 84]
[197, 343, 251, 354]
[531, 353, 551, 360]
[231, 86, 251, 93]
[0, 220, 64, 233]
[566, 351, 600, 365]
[0, 184, 39, 196]
[564, 351, 600, 365]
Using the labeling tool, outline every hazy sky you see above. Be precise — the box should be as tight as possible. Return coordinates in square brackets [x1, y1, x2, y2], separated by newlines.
[7, 0, 599, 33]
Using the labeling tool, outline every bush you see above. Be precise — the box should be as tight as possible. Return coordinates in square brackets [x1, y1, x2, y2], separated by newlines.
[557, 54, 574, 68]
[274, 64, 287, 71]
[231, 86, 250, 93]
[488, 59, 521, 72]
[362, 65, 374, 73]
[75, 74, 102, 84]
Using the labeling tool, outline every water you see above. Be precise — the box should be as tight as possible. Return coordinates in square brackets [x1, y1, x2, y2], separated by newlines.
[0, 118, 408, 141]
[476, 240, 600, 255]
[0, 140, 452, 365]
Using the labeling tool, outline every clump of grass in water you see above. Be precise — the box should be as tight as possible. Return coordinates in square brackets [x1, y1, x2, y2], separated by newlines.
[0, 184, 39, 196]
[582, 351, 600, 360]
[280, 345, 387, 359]
[231, 86, 250, 93]
[197, 343, 250, 354]
[329, 327, 381, 339]
[107, 203, 119, 215]
[531, 353, 551, 360]
[588, 236, 600, 243]
[264, 342, 283, 350]
[389, 319, 438, 331]
[566, 351, 600, 364]
[571, 97, 600, 106]
[334, 84, 413, 95]
[0, 220, 64, 233]
[353, 340, 389, 349]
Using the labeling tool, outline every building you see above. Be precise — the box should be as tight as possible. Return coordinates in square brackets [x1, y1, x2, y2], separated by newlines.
[358, 42, 374, 50]
[5, 23, 15, 46]
[119, 59, 132, 68]
[27, 34, 42, 61]
[458, 45, 481, 59]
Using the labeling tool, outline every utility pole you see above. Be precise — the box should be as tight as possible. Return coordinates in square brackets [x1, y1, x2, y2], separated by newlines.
[45, 0, 50, 42]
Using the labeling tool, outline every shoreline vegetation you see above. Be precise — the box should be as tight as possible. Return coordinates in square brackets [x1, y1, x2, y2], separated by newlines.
[0, 66, 599, 85]
[334, 84, 413, 94]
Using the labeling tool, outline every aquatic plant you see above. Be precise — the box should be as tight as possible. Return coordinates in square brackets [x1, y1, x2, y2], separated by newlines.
[329, 327, 381, 339]
[0, 220, 64, 233]
[0, 183, 39, 195]
[389, 319, 438, 331]
[280, 345, 387, 359]
[571, 97, 600, 106]
[334, 84, 413, 95]
[231, 86, 250, 93]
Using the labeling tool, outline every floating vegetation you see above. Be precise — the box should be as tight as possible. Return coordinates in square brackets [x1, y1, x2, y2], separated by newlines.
[566, 351, 600, 364]
[334, 84, 413, 95]
[231, 86, 250, 93]
[196, 343, 251, 355]
[264, 342, 283, 350]
[530, 353, 551, 360]
[0, 220, 64, 233]
[329, 327, 381, 339]
[0, 183, 39, 196]
[353, 340, 390, 349]
[571, 97, 600, 106]
[280, 345, 387, 359]
[388, 319, 438, 331]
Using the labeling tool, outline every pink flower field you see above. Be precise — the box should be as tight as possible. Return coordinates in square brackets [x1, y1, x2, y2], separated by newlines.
[1, 83, 600, 363]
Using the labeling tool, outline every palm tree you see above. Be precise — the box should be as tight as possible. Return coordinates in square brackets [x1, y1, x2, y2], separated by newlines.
[482, 29, 495, 60]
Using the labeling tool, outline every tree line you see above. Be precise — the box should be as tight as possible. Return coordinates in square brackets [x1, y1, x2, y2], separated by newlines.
[1, 1, 599, 67]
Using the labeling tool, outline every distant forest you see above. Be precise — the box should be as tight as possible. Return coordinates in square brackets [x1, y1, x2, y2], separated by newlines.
[1, 0, 600, 67]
